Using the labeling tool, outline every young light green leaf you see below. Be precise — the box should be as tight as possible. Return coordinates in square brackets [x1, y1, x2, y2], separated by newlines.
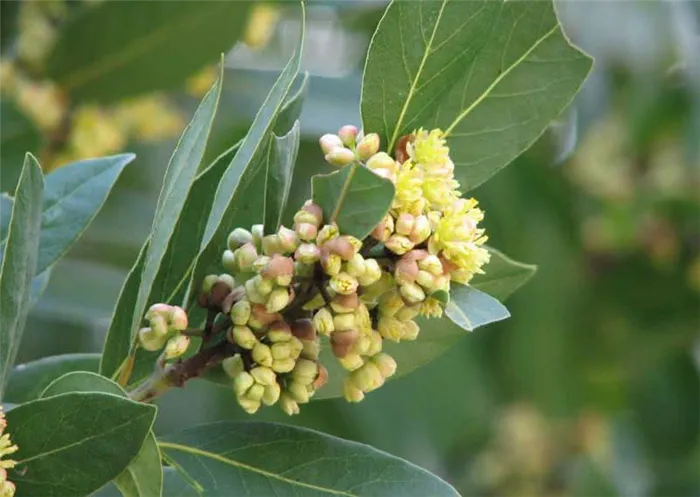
[47, 2, 251, 103]
[159, 422, 459, 496]
[263, 120, 301, 234]
[312, 164, 395, 239]
[362, 0, 593, 190]
[274, 71, 310, 135]
[6, 392, 156, 497]
[39, 372, 163, 497]
[471, 247, 537, 301]
[130, 71, 223, 346]
[445, 283, 510, 331]
[4, 353, 100, 403]
[0, 154, 43, 398]
[0, 193, 12, 239]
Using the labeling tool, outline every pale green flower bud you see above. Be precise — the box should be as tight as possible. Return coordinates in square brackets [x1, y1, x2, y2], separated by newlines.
[222, 355, 244, 378]
[371, 353, 397, 378]
[164, 335, 190, 359]
[321, 252, 342, 276]
[378, 316, 405, 342]
[378, 290, 405, 317]
[331, 329, 359, 358]
[366, 151, 396, 172]
[271, 341, 293, 361]
[262, 234, 284, 255]
[233, 371, 255, 397]
[402, 320, 420, 340]
[267, 320, 291, 342]
[301, 339, 321, 360]
[325, 147, 355, 167]
[343, 377, 365, 402]
[293, 210, 321, 229]
[228, 228, 253, 250]
[367, 330, 383, 356]
[356, 133, 380, 161]
[230, 299, 252, 326]
[262, 382, 281, 406]
[395, 304, 420, 321]
[338, 353, 364, 371]
[319, 133, 344, 154]
[358, 259, 382, 286]
[229, 325, 257, 349]
[344, 235, 363, 254]
[252, 275, 273, 296]
[266, 288, 290, 313]
[346, 253, 366, 277]
[418, 254, 443, 276]
[252, 255, 270, 272]
[289, 336, 304, 357]
[354, 334, 370, 355]
[252, 343, 273, 367]
[354, 303, 372, 331]
[338, 125, 358, 147]
[279, 392, 300, 415]
[222, 249, 237, 273]
[146, 303, 171, 320]
[201, 274, 218, 294]
[395, 213, 415, 236]
[217, 273, 236, 289]
[234, 243, 258, 272]
[276, 274, 292, 287]
[385, 234, 414, 255]
[238, 397, 261, 414]
[312, 307, 335, 335]
[292, 359, 318, 384]
[333, 312, 356, 330]
[400, 282, 426, 304]
[329, 272, 359, 295]
[277, 226, 300, 253]
[139, 327, 165, 351]
[244, 279, 267, 305]
[288, 381, 310, 403]
[271, 358, 296, 373]
[316, 223, 339, 245]
[351, 362, 384, 392]
[416, 270, 436, 290]
[295, 222, 318, 242]
[169, 306, 188, 331]
[245, 383, 265, 402]
[149, 314, 169, 338]
[252, 224, 264, 250]
[410, 215, 431, 244]
[330, 293, 359, 313]
[251, 366, 277, 386]
[295, 243, 321, 264]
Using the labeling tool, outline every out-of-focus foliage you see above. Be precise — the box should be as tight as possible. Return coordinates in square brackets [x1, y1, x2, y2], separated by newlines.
[3, 1, 698, 496]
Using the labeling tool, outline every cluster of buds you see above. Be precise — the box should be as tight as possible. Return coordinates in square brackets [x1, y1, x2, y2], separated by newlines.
[319, 125, 381, 168]
[1, 406, 18, 497]
[137, 304, 190, 360]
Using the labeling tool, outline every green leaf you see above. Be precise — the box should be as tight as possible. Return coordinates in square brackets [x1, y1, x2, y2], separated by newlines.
[311, 164, 395, 239]
[159, 422, 459, 496]
[361, 0, 592, 189]
[274, 72, 310, 135]
[471, 247, 537, 301]
[444, 283, 510, 331]
[6, 392, 156, 497]
[130, 70, 223, 343]
[0, 100, 43, 193]
[0, 194, 12, 239]
[47, 1, 252, 103]
[100, 240, 149, 378]
[0, 1, 20, 54]
[0, 155, 43, 398]
[40, 372, 163, 497]
[4, 353, 100, 403]
[263, 120, 301, 234]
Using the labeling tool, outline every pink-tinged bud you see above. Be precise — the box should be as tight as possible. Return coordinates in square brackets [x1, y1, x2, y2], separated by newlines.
[324, 237, 355, 261]
[418, 254, 443, 275]
[295, 243, 321, 264]
[252, 255, 270, 272]
[330, 293, 359, 313]
[338, 125, 358, 147]
[169, 306, 188, 331]
[146, 303, 171, 321]
[222, 249, 237, 273]
[319, 133, 344, 154]
[366, 152, 396, 172]
[316, 223, 339, 245]
[385, 234, 414, 255]
[139, 327, 164, 351]
[343, 235, 363, 253]
[356, 133, 380, 161]
[295, 222, 318, 242]
[343, 377, 365, 402]
[164, 335, 190, 359]
[321, 251, 342, 276]
[331, 329, 359, 358]
[371, 214, 394, 242]
[395, 213, 415, 236]
[234, 243, 258, 272]
[395, 258, 419, 285]
[251, 304, 283, 327]
[260, 254, 294, 280]
[294, 202, 323, 227]
[403, 249, 429, 262]
[227, 228, 253, 250]
[325, 147, 355, 167]
[410, 215, 431, 244]
[313, 363, 329, 389]
[351, 362, 384, 392]
[291, 318, 316, 341]
[277, 226, 300, 252]
[262, 234, 284, 255]
[395, 134, 412, 164]
[267, 319, 292, 340]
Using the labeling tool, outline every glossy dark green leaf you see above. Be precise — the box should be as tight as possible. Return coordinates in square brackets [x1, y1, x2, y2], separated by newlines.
[4, 353, 100, 403]
[0, 155, 43, 397]
[0, 99, 43, 193]
[470, 247, 537, 301]
[312, 164, 395, 239]
[6, 392, 156, 497]
[361, 0, 593, 189]
[159, 422, 459, 496]
[47, 1, 251, 103]
[40, 372, 163, 497]
[263, 120, 301, 234]
[445, 283, 510, 331]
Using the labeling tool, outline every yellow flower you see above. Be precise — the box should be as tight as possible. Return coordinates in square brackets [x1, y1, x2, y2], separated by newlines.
[408, 128, 450, 170]
[422, 173, 460, 211]
[428, 198, 490, 280]
[186, 66, 218, 98]
[392, 161, 424, 215]
[69, 106, 125, 159]
[114, 96, 184, 141]
[1, 405, 18, 496]
[420, 297, 443, 318]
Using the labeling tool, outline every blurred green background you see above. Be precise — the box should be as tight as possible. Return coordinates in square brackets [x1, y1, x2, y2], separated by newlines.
[2, 1, 699, 496]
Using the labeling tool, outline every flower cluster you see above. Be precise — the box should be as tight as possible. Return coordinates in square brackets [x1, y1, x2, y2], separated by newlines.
[138, 124, 490, 415]
[138, 304, 190, 359]
[1, 406, 18, 497]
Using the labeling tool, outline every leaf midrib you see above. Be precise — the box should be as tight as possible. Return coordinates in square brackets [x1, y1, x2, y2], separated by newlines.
[158, 441, 357, 497]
